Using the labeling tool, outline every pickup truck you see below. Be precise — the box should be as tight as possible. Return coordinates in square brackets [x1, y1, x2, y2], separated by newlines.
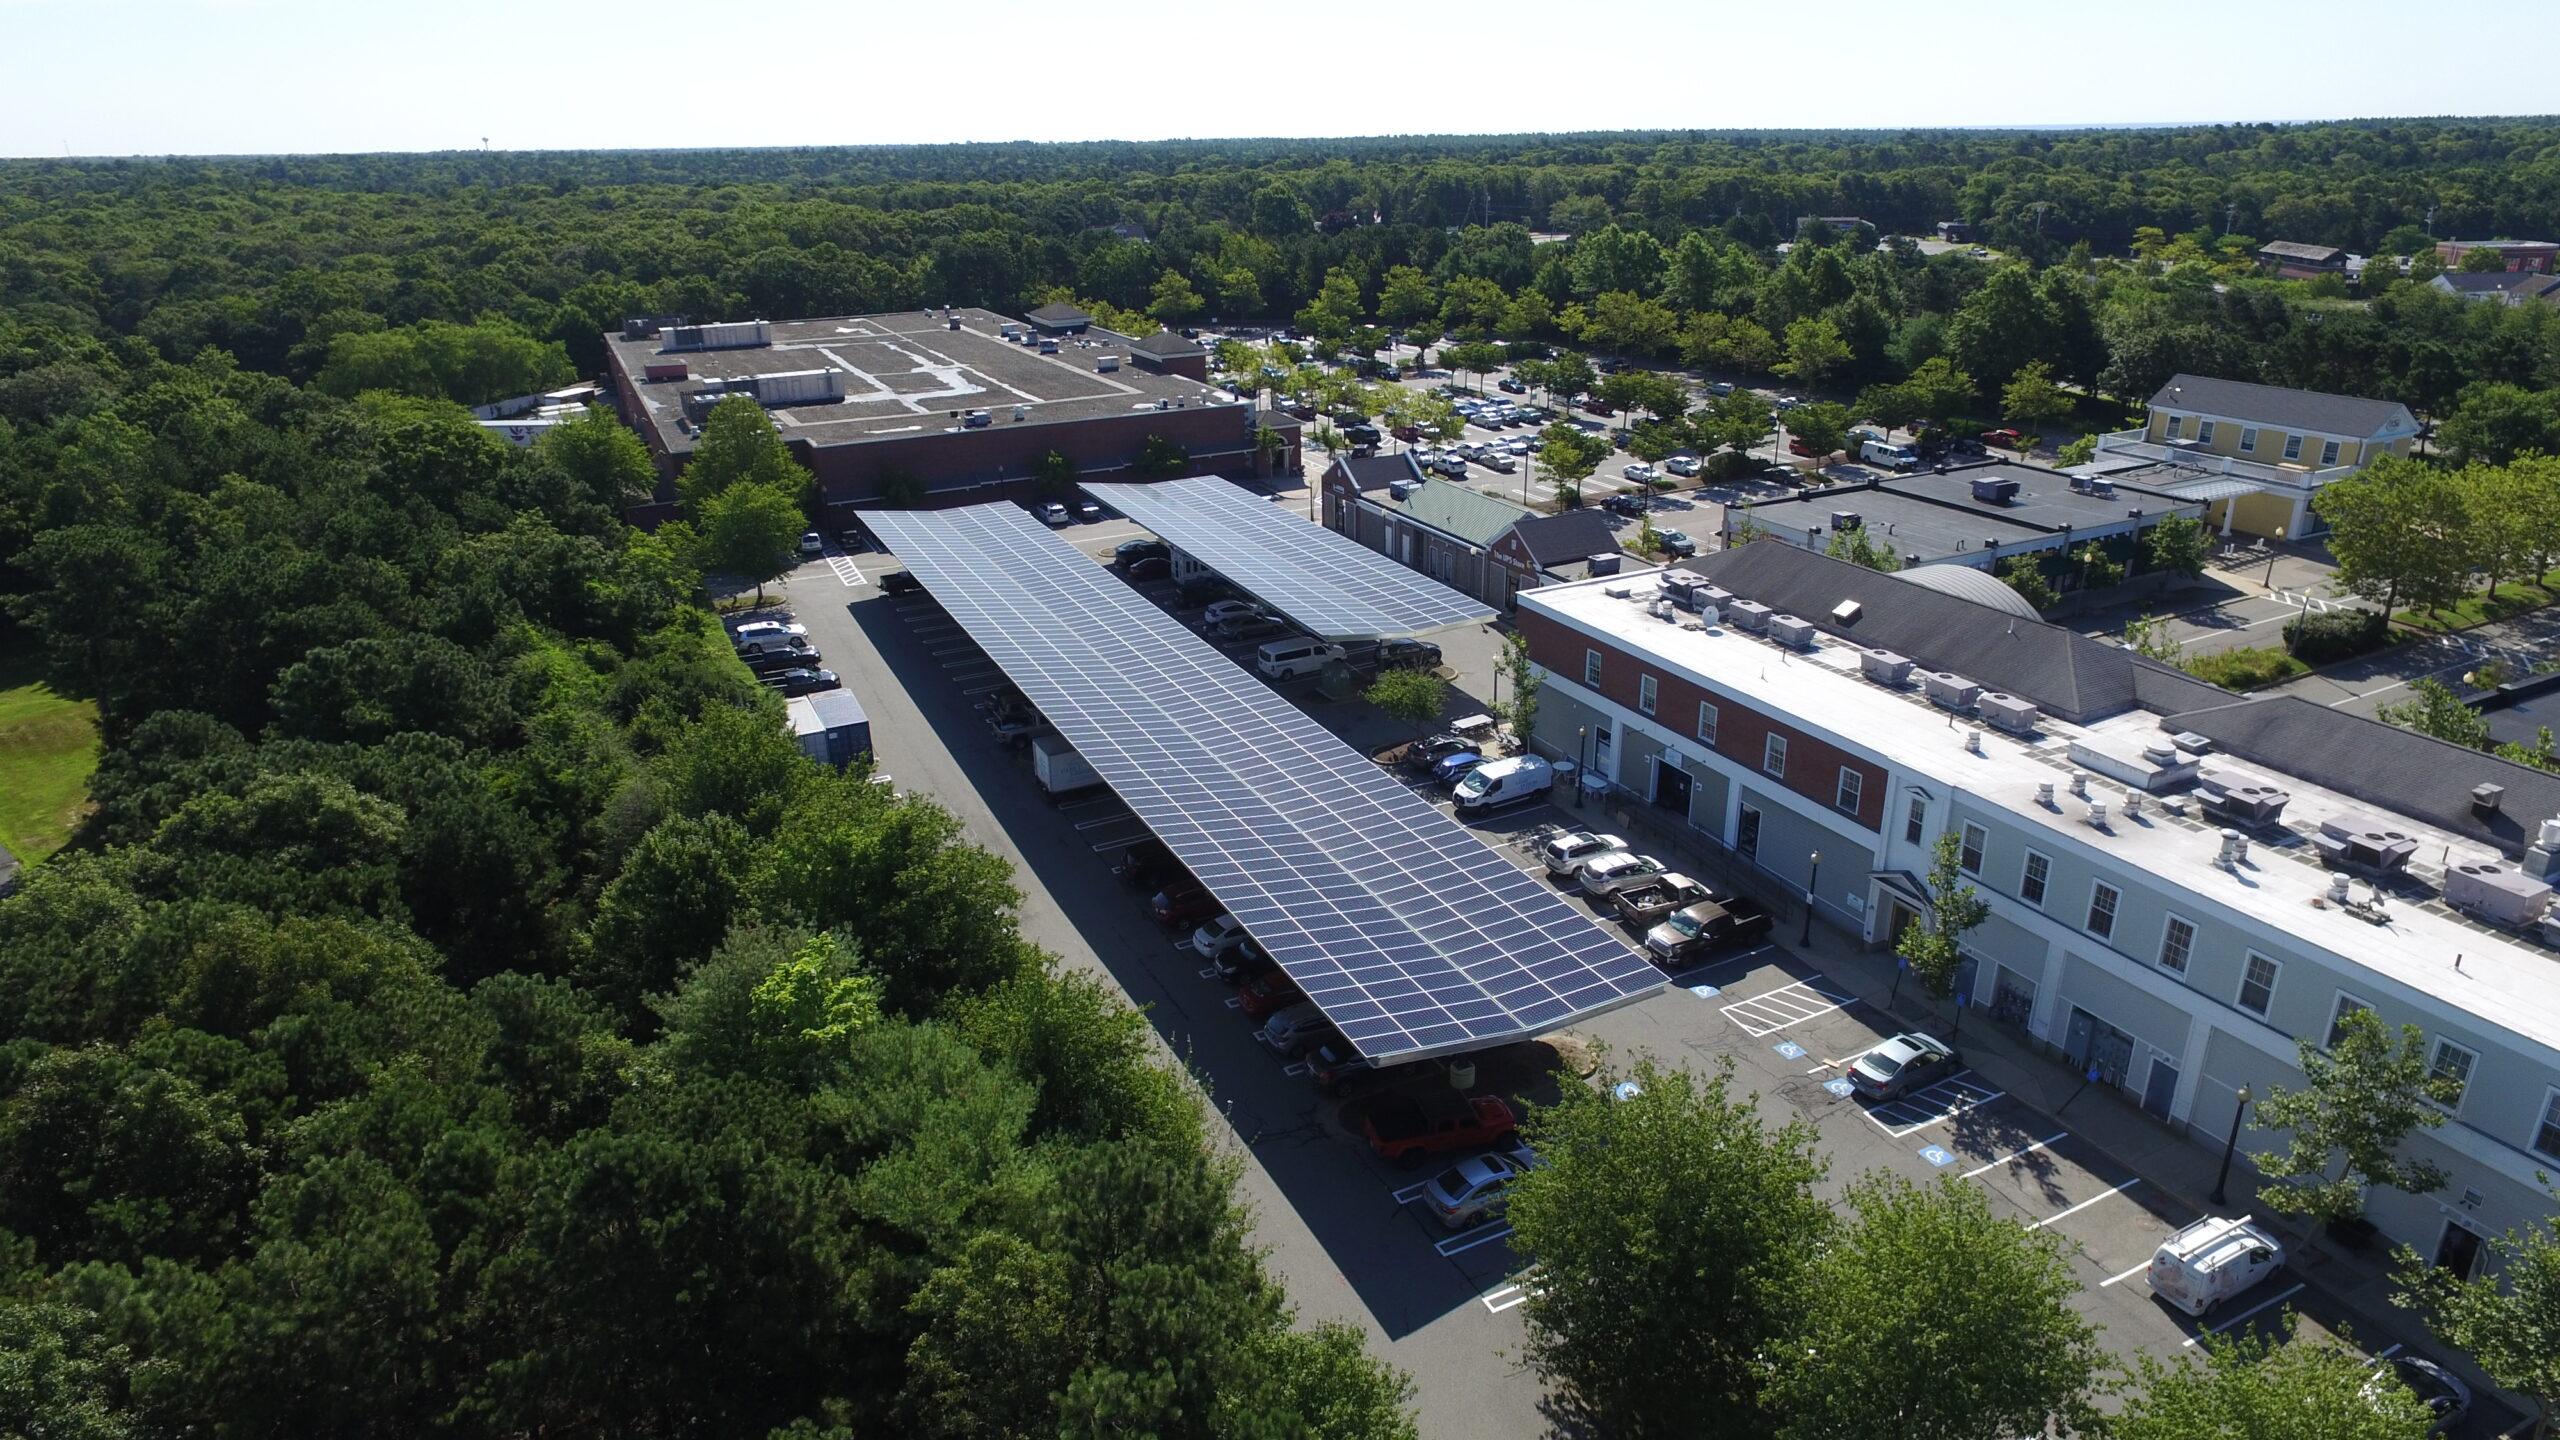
[1361, 1088, 1519, 1165]
[1613, 873, 1712, 928]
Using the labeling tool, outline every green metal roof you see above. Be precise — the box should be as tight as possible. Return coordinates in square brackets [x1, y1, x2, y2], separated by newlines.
[1380, 478, 1533, 547]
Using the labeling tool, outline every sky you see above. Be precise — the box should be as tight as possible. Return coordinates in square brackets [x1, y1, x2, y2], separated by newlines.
[4, 0, 2548, 158]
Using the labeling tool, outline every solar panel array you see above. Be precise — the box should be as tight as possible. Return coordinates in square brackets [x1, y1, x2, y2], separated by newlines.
[862, 501, 1662, 1063]
[1083, 476, 1496, 641]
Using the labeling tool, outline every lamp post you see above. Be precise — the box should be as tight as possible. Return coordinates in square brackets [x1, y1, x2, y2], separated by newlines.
[2211, 1085, 2253, 1206]
[1800, 850, 1823, 946]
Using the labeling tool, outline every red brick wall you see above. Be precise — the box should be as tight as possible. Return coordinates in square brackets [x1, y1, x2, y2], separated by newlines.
[1518, 610, 1886, 832]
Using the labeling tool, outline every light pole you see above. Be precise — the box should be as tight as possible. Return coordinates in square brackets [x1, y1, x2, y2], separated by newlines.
[1800, 850, 1822, 946]
[2211, 1085, 2253, 1206]
[1576, 725, 1590, 808]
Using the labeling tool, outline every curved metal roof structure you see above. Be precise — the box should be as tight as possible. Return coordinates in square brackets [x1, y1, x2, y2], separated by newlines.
[1888, 562, 2041, 620]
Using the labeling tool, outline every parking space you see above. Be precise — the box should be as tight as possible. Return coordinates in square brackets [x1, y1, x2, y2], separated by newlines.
[1718, 978, 1859, 1037]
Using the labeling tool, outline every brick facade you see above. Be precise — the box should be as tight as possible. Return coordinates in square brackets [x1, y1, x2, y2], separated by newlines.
[1518, 609, 1886, 833]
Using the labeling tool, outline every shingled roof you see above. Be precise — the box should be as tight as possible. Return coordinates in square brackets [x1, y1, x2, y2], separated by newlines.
[2149, 374, 2414, 440]
[1513, 509, 1621, 568]
[1128, 329, 1205, 358]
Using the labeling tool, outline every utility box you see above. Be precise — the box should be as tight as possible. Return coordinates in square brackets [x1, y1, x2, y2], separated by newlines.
[1032, 734, 1105, 797]
[1923, 671, 1982, 711]
[787, 689, 871, 768]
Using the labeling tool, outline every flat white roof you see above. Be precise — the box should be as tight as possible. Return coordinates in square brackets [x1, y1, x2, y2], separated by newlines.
[1529, 570, 2560, 1060]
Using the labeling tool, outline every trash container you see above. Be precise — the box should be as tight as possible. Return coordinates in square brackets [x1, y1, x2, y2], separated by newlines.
[1447, 1059, 1477, 1090]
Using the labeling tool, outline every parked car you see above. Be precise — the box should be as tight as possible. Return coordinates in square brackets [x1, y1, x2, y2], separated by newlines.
[1306, 1038, 1402, 1097]
[1259, 1000, 1338, 1056]
[1604, 492, 1650, 517]
[1211, 936, 1277, 985]
[1706, 380, 1735, 396]
[1124, 555, 1173, 581]
[1176, 574, 1241, 607]
[1847, 1032, 1960, 1100]
[1430, 749, 1490, 786]
[1191, 913, 1250, 959]
[1403, 734, 1478, 774]
[880, 570, 923, 596]
[1377, 638, 1442, 672]
[1150, 880, 1221, 928]
[761, 667, 840, 697]
[1074, 499, 1104, 522]
[1663, 454, 1702, 477]
[1580, 398, 1618, 417]
[2148, 1215, 2285, 1319]
[1612, 873, 1712, 928]
[1202, 599, 1265, 627]
[1576, 850, 1668, 897]
[1362, 1088, 1519, 1165]
[744, 642, 821, 674]
[1539, 830, 1627, 877]
[1112, 839, 1184, 891]
[1236, 968, 1307, 1020]
[1497, 377, 1527, 394]
[1642, 897, 1773, 964]
[1114, 538, 1170, 571]
[1037, 501, 1072, 526]
[731, 620, 809, 655]
[798, 530, 823, 557]
[1420, 1143, 1538, 1228]
[1480, 451, 1518, 473]
[1787, 434, 1819, 457]
[1980, 427, 2027, 450]
[835, 528, 869, 552]
[1214, 613, 1290, 643]
[2363, 1356, 2470, 1435]
[1622, 463, 1659, 485]
[1657, 530, 1697, 558]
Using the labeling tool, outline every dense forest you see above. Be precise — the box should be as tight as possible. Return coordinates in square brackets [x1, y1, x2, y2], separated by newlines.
[4, 122, 2560, 1437]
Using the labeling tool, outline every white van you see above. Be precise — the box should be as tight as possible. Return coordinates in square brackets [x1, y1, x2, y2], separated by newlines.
[1454, 756, 1556, 814]
[1861, 438, 1921, 471]
[2146, 1214, 2284, 1317]
[1256, 636, 1343, 679]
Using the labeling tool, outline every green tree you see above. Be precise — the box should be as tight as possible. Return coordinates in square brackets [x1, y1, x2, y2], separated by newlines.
[1680, 311, 1779, 372]
[2123, 612, 2184, 663]
[1901, 356, 1978, 428]
[1579, 291, 1680, 357]
[1376, 265, 1438, 328]
[699, 480, 806, 605]
[679, 395, 804, 511]
[1497, 631, 1541, 748]
[2000, 360, 2073, 430]
[1145, 269, 1204, 325]
[1535, 423, 1609, 508]
[2111, 1323, 2439, 1440]
[1505, 1058, 1831, 1435]
[1363, 668, 1448, 734]
[1692, 388, 1774, 461]
[1766, 1174, 2101, 1440]
[1784, 400, 1850, 460]
[1776, 315, 1851, 384]
[1896, 831, 1988, 1002]
[538, 408, 662, 506]
[2143, 512, 2209, 579]
[2055, 433, 2098, 466]
[1945, 263, 2061, 393]
[1441, 341, 1506, 392]
[2377, 677, 2493, 751]
[2252, 1007, 2462, 1225]
[1998, 553, 2058, 611]
[1437, 274, 1509, 338]
[1031, 448, 1076, 500]
[1134, 433, 1189, 478]
[2460, 246, 2512, 272]
[2395, 1175, 2560, 1440]
[2311, 456, 2475, 619]
[1296, 266, 1365, 342]
[1825, 524, 1900, 572]
[2437, 383, 2560, 467]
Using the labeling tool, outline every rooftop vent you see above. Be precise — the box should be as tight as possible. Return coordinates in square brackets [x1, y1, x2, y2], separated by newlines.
[2170, 731, 2212, 755]
[2473, 783, 2506, 816]
[2218, 828, 2250, 868]
[1830, 510, 1863, 532]
[1980, 693, 2039, 735]
[1923, 671, 1982, 712]
[2035, 781, 2055, 807]
[2314, 815, 2418, 877]
[1388, 481, 1411, 501]
[2197, 767, 2291, 828]
[2088, 801, 2109, 828]
[1769, 614, 1818, 650]
[1831, 599, 1863, 625]
[1861, 648, 1912, 685]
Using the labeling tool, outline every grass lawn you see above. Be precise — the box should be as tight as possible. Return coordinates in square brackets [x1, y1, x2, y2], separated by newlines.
[2395, 572, 2560, 633]
[0, 638, 98, 865]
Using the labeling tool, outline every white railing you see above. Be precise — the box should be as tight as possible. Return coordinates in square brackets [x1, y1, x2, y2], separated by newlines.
[2091, 431, 2356, 491]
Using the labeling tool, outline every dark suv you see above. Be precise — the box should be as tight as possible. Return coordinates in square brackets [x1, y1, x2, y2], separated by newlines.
[1114, 538, 1171, 571]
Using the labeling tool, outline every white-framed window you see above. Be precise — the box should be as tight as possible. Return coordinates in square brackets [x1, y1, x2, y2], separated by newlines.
[2086, 881, 2121, 940]
[2537, 1091, 2560, 1164]
[2240, 426, 2258, 453]
[1958, 822, 1986, 875]
[1763, 733, 1788, 778]
[1583, 648, 1603, 686]
[1905, 794, 1927, 844]
[2428, 1039, 2477, 1113]
[2165, 415, 2185, 439]
[1637, 673, 1657, 716]
[2238, 952, 2280, 1017]
[2327, 992, 2371, 1050]
[2320, 439, 2341, 466]
[2282, 433, 2304, 461]
[1836, 767, 1863, 814]
[2157, 915, 2196, 974]
[2020, 850, 2050, 907]
[2197, 420, 2217, 445]
[1696, 701, 1718, 745]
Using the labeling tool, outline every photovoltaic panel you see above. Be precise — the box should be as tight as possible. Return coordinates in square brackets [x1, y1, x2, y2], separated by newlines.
[861, 501, 1662, 1063]
[1083, 476, 1495, 641]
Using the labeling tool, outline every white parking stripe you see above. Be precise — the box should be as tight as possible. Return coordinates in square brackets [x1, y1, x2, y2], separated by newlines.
[2099, 1259, 2150, 1288]
[2181, 1284, 2305, 1346]
[2024, 1179, 2140, 1231]
[1437, 1223, 1514, 1257]
[1719, 981, 1857, 1037]
[1961, 1132, 2070, 1180]
[825, 554, 866, 587]
[2376, 1342, 2403, 1360]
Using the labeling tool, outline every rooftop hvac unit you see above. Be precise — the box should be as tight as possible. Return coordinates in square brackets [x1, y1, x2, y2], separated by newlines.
[1769, 614, 1818, 650]
[642, 361, 690, 383]
[1387, 481, 1411, 501]
[1724, 599, 1773, 632]
[1829, 510, 1863, 532]
[1097, 355, 1122, 372]
[1586, 553, 1622, 577]
[2314, 815, 2418, 877]
[947, 315, 962, 330]
[2196, 767, 2291, 827]
[750, 369, 845, 407]
[1969, 476, 2021, 504]
[661, 319, 772, 353]
[1923, 671, 1981, 712]
[1979, 692, 2039, 735]
[1860, 648, 1912, 685]
[1659, 571, 1707, 606]
[2445, 861, 2554, 927]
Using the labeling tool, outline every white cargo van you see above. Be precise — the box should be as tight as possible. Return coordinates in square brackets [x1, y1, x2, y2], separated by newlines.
[1453, 756, 1555, 814]
[1256, 636, 1343, 679]
[2146, 1215, 2284, 1317]
[1861, 438, 1921, 471]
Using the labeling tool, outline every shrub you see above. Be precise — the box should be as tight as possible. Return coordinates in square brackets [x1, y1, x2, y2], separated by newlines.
[2183, 645, 2307, 690]
[2281, 609, 2392, 665]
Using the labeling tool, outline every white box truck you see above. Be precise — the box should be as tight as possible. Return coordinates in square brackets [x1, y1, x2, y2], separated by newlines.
[1032, 734, 1104, 797]
[2146, 1215, 2284, 1317]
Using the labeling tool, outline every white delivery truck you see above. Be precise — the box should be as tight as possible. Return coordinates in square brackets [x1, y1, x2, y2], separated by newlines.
[1031, 734, 1104, 798]
[1453, 756, 1555, 815]
[2146, 1214, 2284, 1318]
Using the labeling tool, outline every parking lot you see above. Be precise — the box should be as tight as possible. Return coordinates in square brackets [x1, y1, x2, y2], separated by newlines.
[769, 511, 2517, 1439]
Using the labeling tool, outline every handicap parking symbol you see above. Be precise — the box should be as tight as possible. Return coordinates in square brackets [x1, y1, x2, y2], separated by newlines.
[1772, 1040, 1806, 1060]
[1688, 983, 1721, 999]
[1822, 1077, 1855, 1099]
[1919, 1145, 1956, 1167]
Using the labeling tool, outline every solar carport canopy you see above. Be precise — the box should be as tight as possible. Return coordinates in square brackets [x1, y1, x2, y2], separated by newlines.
[1083, 475, 1496, 641]
[861, 501, 1661, 1063]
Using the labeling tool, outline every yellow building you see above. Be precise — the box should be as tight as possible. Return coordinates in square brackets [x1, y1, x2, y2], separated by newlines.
[2089, 373, 2418, 541]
